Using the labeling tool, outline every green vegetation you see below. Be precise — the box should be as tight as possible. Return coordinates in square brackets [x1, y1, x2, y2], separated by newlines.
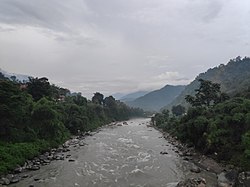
[164, 56, 250, 110]
[0, 77, 144, 174]
[152, 78, 250, 170]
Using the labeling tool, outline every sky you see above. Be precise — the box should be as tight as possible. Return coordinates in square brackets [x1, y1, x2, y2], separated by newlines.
[0, 0, 250, 98]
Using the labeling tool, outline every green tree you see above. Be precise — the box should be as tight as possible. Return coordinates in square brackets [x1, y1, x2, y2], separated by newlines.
[185, 79, 228, 107]
[0, 80, 33, 142]
[32, 98, 68, 141]
[172, 105, 185, 116]
[92, 92, 104, 105]
[27, 77, 52, 101]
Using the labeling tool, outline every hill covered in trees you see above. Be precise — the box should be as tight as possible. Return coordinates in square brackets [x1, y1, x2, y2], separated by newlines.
[153, 77, 250, 171]
[126, 85, 185, 112]
[0, 76, 144, 174]
[119, 91, 149, 103]
[164, 56, 250, 110]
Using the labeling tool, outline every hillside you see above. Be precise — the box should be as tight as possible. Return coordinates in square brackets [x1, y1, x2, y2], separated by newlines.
[120, 91, 149, 102]
[126, 85, 186, 111]
[164, 56, 250, 110]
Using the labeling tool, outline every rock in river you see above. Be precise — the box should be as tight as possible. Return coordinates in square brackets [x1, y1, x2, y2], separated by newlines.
[177, 177, 206, 187]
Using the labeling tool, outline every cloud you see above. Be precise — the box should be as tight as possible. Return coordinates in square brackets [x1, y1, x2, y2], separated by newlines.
[0, 0, 91, 31]
[0, 0, 249, 98]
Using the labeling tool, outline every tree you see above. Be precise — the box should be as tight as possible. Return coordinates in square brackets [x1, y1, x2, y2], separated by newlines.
[104, 96, 116, 108]
[32, 98, 68, 141]
[0, 72, 6, 80]
[73, 94, 87, 106]
[27, 77, 52, 101]
[172, 105, 185, 116]
[0, 80, 33, 141]
[185, 79, 228, 107]
[92, 92, 104, 105]
[10, 76, 17, 82]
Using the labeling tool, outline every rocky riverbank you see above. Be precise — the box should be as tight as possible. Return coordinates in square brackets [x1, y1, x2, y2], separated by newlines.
[153, 124, 250, 187]
[1, 120, 250, 187]
[0, 121, 127, 186]
[0, 129, 100, 186]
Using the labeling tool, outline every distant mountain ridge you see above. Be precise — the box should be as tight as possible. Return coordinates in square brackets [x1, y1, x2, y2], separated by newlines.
[120, 91, 149, 102]
[164, 56, 250, 110]
[0, 68, 30, 82]
[126, 85, 186, 112]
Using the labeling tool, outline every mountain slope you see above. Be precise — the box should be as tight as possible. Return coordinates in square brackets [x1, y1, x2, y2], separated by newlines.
[127, 85, 185, 111]
[120, 91, 149, 102]
[164, 56, 250, 110]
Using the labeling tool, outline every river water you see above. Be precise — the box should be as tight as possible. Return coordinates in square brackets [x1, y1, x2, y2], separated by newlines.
[10, 118, 217, 187]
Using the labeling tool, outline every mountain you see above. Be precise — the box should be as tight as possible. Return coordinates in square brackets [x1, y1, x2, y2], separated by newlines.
[120, 91, 149, 102]
[126, 85, 186, 112]
[112, 93, 126, 100]
[0, 68, 30, 82]
[164, 56, 250, 110]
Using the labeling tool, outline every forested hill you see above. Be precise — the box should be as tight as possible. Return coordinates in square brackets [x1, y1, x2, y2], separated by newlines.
[0, 76, 144, 174]
[119, 91, 149, 102]
[127, 85, 185, 112]
[164, 56, 250, 110]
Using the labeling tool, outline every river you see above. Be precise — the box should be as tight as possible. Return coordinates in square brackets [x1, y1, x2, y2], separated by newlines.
[9, 118, 218, 187]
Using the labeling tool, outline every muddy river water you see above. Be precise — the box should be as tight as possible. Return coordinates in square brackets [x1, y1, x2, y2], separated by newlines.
[10, 118, 218, 187]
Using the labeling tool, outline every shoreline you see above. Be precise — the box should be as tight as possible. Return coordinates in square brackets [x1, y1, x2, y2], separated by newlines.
[0, 120, 128, 186]
[1, 120, 249, 186]
[150, 123, 250, 186]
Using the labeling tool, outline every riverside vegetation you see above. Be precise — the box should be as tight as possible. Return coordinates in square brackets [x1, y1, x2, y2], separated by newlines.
[152, 78, 250, 170]
[0, 76, 144, 175]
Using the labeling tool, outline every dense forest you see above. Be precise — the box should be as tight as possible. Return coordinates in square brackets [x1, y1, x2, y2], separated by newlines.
[165, 56, 250, 110]
[152, 76, 250, 170]
[0, 76, 144, 174]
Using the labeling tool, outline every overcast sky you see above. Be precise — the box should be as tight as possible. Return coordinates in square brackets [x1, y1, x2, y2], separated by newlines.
[0, 0, 249, 98]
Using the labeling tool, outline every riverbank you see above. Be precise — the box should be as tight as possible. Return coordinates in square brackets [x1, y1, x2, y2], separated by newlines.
[1, 118, 249, 186]
[0, 130, 95, 185]
[2, 118, 212, 187]
[150, 123, 250, 186]
[0, 122, 119, 186]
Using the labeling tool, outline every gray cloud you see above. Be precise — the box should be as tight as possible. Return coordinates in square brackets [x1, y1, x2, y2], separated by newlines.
[0, 0, 250, 98]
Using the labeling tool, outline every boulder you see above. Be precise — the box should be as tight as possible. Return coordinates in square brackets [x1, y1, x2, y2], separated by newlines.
[27, 165, 40, 171]
[217, 172, 234, 187]
[13, 166, 23, 173]
[238, 171, 250, 186]
[0, 178, 10, 185]
[190, 166, 201, 173]
[160, 151, 168, 155]
[177, 177, 206, 187]
[10, 176, 20, 184]
[22, 174, 29, 178]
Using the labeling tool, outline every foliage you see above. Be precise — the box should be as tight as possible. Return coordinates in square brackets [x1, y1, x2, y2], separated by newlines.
[171, 105, 185, 116]
[0, 78, 144, 174]
[27, 77, 52, 101]
[165, 56, 250, 110]
[0, 140, 53, 174]
[185, 79, 229, 107]
[153, 80, 250, 170]
[92, 92, 104, 105]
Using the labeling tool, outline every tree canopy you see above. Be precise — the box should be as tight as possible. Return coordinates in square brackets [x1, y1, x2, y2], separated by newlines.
[0, 78, 144, 174]
[185, 79, 229, 107]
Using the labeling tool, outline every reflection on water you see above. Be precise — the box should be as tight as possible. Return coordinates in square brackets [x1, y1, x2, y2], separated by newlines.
[10, 118, 217, 187]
